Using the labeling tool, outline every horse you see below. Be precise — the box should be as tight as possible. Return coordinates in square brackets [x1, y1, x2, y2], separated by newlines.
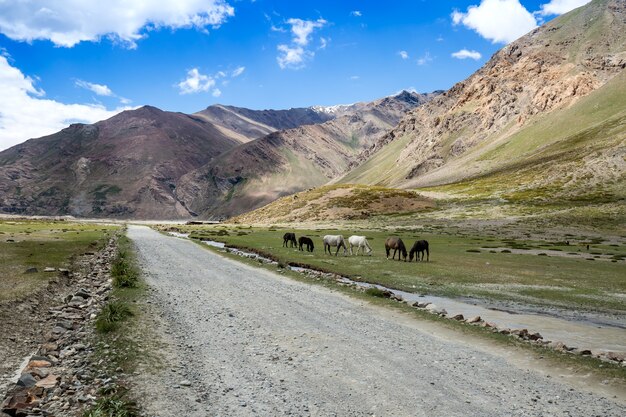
[298, 236, 315, 252]
[283, 232, 297, 248]
[348, 235, 372, 256]
[385, 237, 407, 261]
[409, 240, 429, 262]
[323, 235, 347, 256]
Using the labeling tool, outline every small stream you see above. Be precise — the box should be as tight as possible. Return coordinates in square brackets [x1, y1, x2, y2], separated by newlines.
[169, 232, 626, 356]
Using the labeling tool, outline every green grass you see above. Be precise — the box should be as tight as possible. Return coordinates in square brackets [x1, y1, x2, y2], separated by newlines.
[168, 225, 626, 314]
[83, 387, 138, 417]
[111, 239, 140, 288]
[0, 220, 118, 301]
[95, 301, 133, 333]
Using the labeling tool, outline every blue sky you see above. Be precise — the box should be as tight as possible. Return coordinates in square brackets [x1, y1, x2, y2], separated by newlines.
[0, 0, 590, 150]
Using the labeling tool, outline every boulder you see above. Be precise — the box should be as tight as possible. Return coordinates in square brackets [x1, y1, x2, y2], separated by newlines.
[466, 316, 481, 324]
[24, 267, 38, 274]
[450, 314, 465, 321]
[17, 374, 37, 388]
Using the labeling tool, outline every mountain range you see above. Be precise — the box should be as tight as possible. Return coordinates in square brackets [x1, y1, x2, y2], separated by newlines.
[0, 0, 623, 221]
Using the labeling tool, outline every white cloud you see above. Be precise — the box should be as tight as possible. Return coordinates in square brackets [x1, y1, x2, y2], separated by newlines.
[287, 18, 326, 46]
[416, 52, 433, 66]
[0, 56, 128, 151]
[231, 66, 245, 77]
[398, 50, 409, 60]
[0, 0, 234, 48]
[350, 11, 362, 17]
[277, 45, 309, 69]
[452, 49, 482, 60]
[75, 80, 113, 97]
[539, 0, 591, 15]
[349, 75, 360, 80]
[212, 88, 222, 97]
[177, 68, 215, 94]
[276, 18, 326, 69]
[452, 0, 537, 44]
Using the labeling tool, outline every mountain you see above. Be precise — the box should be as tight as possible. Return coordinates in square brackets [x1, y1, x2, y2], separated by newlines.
[175, 91, 439, 219]
[341, 0, 625, 205]
[193, 105, 334, 143]
[0, 106, 240, 218]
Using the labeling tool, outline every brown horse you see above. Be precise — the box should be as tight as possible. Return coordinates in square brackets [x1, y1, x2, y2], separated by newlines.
[385, 237, 407, 261]
[409, 240, 429, 262]
[283, 232, 297, 248]
[298, 236, 314, 252]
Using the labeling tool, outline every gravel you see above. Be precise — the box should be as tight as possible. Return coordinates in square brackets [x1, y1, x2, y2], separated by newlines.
[128, 225, 626, 416]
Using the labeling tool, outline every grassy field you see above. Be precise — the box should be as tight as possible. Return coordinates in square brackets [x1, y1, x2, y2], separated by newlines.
[0, 219, 118, 301]
[161, 224, 626, 314]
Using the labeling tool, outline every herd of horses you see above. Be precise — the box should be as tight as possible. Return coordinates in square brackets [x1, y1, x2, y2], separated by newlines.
[282, 232, 429, 262]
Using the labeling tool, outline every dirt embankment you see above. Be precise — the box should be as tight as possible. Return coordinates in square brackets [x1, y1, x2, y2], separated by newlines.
[1, 238, 119, 416]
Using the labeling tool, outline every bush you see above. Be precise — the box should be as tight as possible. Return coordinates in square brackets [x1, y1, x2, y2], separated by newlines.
[111, 253, 139, 288]
[365, 287, 388, 298]
[95, 302, 133, 333]
[83, 395, 138, 417]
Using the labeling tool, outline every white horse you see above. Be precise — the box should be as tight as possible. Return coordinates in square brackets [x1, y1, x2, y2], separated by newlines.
[323, 235, 347, 256]
[348, 235, 372, 256]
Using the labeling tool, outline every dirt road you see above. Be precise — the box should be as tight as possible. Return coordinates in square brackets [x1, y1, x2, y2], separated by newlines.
[127, 226, 625, 416]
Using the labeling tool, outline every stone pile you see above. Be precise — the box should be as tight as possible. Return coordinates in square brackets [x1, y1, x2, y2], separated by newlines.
[1, 238, 118, 417]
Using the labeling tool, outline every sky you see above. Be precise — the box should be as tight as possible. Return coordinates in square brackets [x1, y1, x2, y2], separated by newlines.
[0, 0, 591, 151]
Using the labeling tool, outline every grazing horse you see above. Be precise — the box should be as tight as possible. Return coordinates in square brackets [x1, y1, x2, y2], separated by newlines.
[323, 235, 347, 256]
[385, 237, 407, 261]
[283, 232, 297, 248]
[298, 236, 315, 252]
[348, 235, 372, 256]
[409, 240, 429, 262]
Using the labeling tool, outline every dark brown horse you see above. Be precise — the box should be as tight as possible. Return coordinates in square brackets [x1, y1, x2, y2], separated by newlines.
[283, 232, 297, 248]
[298, 236, 314, 252]
[409, 240, 429, 262]
[385, 237, 407, 261]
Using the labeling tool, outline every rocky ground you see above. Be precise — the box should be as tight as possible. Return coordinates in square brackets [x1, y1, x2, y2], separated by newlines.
[1, 237, 120, 416]
[128, 225, 625, 416]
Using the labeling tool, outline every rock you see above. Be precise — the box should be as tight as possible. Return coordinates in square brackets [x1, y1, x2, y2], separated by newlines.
[577, 349, 592, 356]
[528, 332, 543, 341]
[43, 267, 56, 273]
[24, 267, 39, 274]
[499, 328, 511, 335]
[425, 304, 447, 315]
[605, 351, 626, 362]
[450, 314, 464, 321]
[549, 341, 568, 351]
[180, 380, 192, 387]
[17, 373, 37, 388]
[466, 316, 481, 324]
[35, 375, 59, 389]
[26, 360, 52, 370]
[75, 289, 91, 299]
[412, 301, 431, 308]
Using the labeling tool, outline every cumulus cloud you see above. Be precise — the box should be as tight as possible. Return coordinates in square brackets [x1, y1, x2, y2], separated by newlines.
[452, 0, 537, 44]
[350, 11, 362, 17]
[452, 49, 482, 60]
[231, 66, 245, 77]
[398, 50, 409, 60]
[0, 56, 129, 151]
[177, 68, 215, 94]
[0, 0, 235, 48]
[276, 18, 326, 69]
[539, 0, 591, 15]
[277, 45, 309, 69]
[75, 80, 114, 97]
[287, 18, 326, 46]
[176, 65, 244, 95]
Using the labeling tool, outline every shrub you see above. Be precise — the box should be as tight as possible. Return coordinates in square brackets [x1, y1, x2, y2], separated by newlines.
[83, 395, 138, 417]
[111, 253, 138, 288]
[95, 302, 133, 333]
[365, 287, 387, 298]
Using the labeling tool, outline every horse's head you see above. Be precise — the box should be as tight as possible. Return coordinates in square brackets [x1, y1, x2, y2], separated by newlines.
[408, 250, 415, 262]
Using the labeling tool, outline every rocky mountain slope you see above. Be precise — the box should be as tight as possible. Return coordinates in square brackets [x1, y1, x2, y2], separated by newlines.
[175, 91, 438, 218]
[193, 104, 334, 143]
[0, 106, 241, 218]
[342, 0, 625, 203]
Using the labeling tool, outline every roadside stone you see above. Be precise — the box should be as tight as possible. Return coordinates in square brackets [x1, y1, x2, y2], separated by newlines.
[180, 380, 192, 387]
[466, 316, 481, 324]
[605, 351, 625, 362]
[425, 304, 447, 315]
[412, 301, 431, 308]
[549, 341, 568, 351]
[35, 375, 58, 389]
[43, 267, 56, 273]
[24, 267, 39, 274]
[450, 314, 464, 321]
[17, 374, 37, 388]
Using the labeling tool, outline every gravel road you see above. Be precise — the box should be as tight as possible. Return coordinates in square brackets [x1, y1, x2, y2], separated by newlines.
[127, 225, 625, 416]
